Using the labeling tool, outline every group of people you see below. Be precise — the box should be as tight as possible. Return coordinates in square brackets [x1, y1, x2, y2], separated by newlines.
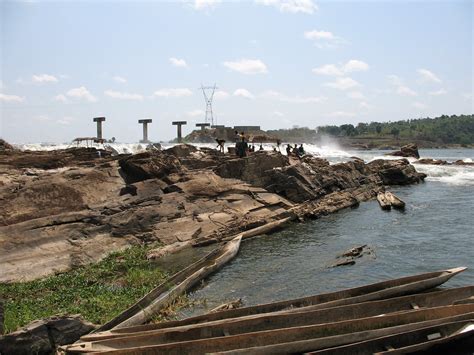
[286, 143, 305, 157]
[216, 132, 305, 159]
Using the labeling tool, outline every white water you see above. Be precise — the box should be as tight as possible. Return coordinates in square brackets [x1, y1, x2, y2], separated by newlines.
[14, 142, 474, 186]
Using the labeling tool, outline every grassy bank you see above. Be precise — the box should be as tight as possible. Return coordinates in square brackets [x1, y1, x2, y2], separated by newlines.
[0, 244, 171, 333]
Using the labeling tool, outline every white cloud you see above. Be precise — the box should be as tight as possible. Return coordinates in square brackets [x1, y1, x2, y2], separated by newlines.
[387, 74, 403, 86]
[273, 111, 284, 117]
[429, 89, 447, 96]
[0, 93, 25, 103]
[256, 0, 318, 14]
[329, 111, 356, 117]
[313, 59, 369, 77]
[343, 60, 369, 73]
[412, 102, 428, 110]
[233, 88, 255, 99]
[33, 115, 52, 122]
[169, 57, 188, 68]
[104, 90, 144, 101]
[359, 101, 373, 110]
[214, 90, 230, 100]
[304, 30, 335, 40]
[260, 90, 326, 103]
[32, 74, 58, 83]
[347, 91, 365, 100]
[57, 116, 75, 125]
[312, 64, 344, 76]
[187, 109, 205, 117]
[66, 86, 97, 102]
[417, 68, 442, 83]
[462, 92, 472, 100]
[397, 86, 418, 96]
[223, 59, 268, 74]
[304, 30, 346, 48]
[387, 75, 418, 96]
[113, 76, 127, 83]
[193, 0, 220, 10]
[324, 77, 360, 90]
[53, 94, 68, 103]
[153, 88, 193, 98]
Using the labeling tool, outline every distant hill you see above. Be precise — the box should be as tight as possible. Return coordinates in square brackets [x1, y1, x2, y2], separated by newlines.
[317, 114, 474, 146]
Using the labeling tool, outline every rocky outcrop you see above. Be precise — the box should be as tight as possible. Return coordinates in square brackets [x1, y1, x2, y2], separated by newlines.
[366, 159, 426, 185]
[1, 145, 426, 282]
[387, 143, 420, 159]
[0, 315, 95, 355]
[0, 139, 15, 152]
[118, 151, 182, 183]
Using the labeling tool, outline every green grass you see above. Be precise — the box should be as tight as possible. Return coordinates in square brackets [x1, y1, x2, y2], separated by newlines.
[0, 244, 169, 333]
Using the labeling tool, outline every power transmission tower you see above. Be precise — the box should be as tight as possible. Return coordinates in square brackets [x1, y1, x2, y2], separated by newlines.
[200, 84, 217, 126]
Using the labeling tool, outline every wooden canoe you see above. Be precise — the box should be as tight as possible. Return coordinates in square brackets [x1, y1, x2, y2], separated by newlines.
[83, 266, 466, 340]
[307, 320, 474, 354]
[95, 235, 242, 332]
[64, 304, 474, 353]
[384, 191, 405, 210]
[377, 192, 391, 210]
[80, 285, 474, 343]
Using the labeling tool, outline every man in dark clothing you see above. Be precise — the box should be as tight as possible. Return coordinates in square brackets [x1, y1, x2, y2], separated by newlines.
[286, 144, 291, 155]
[236, 137, 248, 158]
[298, 144, 305, 156]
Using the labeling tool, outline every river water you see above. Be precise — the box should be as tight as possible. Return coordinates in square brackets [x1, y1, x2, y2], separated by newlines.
[178, 148, 474, 317]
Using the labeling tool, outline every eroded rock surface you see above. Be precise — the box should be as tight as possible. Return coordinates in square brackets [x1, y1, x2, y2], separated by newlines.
[0, 315, 95, 355]
[387, 143, 420, 159]
[1, 144, 425, 282]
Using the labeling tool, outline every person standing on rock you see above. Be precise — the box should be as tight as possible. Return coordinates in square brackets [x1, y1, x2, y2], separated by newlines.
[237, 136, 248, 158]
[216, 139, 225, 153]
[286, 144, 291, 156]
[298, 144, 305, 156]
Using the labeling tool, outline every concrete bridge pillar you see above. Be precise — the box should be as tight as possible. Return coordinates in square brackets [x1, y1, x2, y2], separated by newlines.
[93, 117, 106, 140]
[138, 119, 152, 143]
[172, 121, 187, 143]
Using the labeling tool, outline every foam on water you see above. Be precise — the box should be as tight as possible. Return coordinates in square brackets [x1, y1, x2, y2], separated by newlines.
[414, 164, 474, 186]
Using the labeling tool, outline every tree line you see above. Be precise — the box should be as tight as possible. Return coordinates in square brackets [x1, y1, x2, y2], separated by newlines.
[269, 115, 473, 145]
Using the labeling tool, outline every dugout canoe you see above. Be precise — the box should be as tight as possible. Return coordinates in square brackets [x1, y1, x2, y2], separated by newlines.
[64, 304, 474, 353]
[95, 235, 242, 332]
[81, 285, 474, 343]
[308, 319, 474, 354]
[83, 266, 466, 341]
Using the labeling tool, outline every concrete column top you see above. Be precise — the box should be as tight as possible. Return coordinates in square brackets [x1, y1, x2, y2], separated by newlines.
[138, 119, 152, 124]
[172, 121, 187, 125]
[196, 123, 211, 127]
[93, 117, 106, 122]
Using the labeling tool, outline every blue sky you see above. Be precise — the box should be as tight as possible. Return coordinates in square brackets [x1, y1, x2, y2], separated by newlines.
[1, 0, 472, 143]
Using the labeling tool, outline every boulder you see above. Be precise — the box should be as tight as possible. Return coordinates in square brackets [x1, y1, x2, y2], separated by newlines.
[164, 144, 199, 158]
[415, 158, 448, 165]
[387, 143, 420, 159]
[0, 139, 15, 151]
[0, 315, 95, 355]
[367, 159, 426, 185]
[118, 151, 182, 183]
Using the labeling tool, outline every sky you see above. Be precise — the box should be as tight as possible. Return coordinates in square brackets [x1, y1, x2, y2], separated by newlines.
[0, 0, 472, 143]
